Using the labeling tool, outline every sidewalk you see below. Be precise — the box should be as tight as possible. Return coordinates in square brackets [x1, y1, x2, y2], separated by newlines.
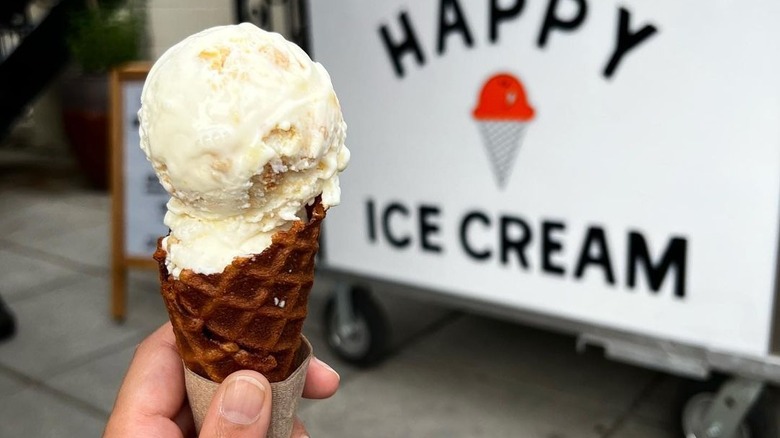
[0, 150, 695, 437]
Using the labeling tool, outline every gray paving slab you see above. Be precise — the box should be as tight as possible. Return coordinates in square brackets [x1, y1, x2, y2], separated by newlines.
[0, 248, 82, 302]
[45, 342, 135, 415]
[402, 314, 656, 410]
[1, 191, 107, 244]
[0, 368, 28, 399]
[631, 374, 683, 429]
[608, 418, 678, 438]
[57, 191, 109, 213]
[299, 349, 623, 438]
[370, 282, 458, 348]
[0, 191, 49, 234]
[124, 269, 171, 333]
[528, 395, 623, 438]
[0, 385, 106, 438]
[42, 268, 171, 418]
[0, 276, 142, 378]
[9, 221, 112, 270]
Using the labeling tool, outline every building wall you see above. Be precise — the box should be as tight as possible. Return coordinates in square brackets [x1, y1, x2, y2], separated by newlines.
[145, 0, 235, 59]
[6, 1, 239, 156]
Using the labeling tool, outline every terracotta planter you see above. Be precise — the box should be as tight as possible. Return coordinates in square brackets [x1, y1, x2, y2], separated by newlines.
[61, 72, 110, 189]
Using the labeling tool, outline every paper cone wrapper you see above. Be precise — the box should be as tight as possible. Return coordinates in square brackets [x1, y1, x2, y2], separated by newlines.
[184, 336, 312, 438]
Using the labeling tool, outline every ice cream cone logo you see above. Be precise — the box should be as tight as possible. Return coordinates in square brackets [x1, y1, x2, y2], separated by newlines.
[473, 73, 536, 189]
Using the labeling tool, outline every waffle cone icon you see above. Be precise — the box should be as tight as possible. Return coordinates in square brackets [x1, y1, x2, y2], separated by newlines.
[473, 73, 536, 188]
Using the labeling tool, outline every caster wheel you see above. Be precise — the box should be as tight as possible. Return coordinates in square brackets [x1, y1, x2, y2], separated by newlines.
[323, 286, 388, 366]
[681, 392, 751, 438]
[677, 376, 778, 438]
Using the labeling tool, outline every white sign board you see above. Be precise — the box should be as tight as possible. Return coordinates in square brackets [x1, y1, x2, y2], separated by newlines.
[121, 81, 168, 258]
[310, 1, 780, 356]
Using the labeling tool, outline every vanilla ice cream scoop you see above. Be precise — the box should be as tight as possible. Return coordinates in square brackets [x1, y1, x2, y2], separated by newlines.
[139, 23, 349, 277]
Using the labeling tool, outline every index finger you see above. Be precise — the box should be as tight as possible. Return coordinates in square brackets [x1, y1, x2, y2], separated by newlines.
[302, 357, 340, 399]
[114, 322, 186, 418]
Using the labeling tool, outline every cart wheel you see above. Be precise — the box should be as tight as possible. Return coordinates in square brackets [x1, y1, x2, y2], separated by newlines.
[677, 377, 778, 438]
[323, 286, 388, 367]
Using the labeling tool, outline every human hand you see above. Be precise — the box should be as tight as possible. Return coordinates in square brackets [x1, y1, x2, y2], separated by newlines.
[104, 322, 339, 437]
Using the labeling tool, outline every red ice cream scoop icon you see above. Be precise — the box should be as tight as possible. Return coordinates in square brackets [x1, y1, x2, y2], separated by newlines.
[472, 73, 535, 189]
[473, 73, 535, 121]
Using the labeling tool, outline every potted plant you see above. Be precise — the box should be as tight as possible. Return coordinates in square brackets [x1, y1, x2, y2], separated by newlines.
[62, 0, 144, 189]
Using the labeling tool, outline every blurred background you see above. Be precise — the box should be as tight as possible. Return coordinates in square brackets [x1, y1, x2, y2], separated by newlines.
[0, 1, 778, 437]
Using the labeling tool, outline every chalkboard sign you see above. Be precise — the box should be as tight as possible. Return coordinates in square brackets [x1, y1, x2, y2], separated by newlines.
[110, 62, 165, 321]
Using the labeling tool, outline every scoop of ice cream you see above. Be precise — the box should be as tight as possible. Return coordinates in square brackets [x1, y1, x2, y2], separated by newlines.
[139, 23, 349, 277]
[473, 73, 535, 121]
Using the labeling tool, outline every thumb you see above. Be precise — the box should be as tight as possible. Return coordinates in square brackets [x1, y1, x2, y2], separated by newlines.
[199, 370, 273, 438]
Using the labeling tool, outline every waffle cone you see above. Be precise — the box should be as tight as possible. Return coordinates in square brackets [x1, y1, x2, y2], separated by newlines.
[153, 201, 325, 383]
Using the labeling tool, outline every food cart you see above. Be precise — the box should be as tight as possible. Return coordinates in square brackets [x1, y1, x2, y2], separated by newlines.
[225, 1, 780, 436]
[271, 1, 780, 436]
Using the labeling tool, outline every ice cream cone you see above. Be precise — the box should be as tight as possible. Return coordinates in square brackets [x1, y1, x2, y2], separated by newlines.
[154, 200, 325, 383]
[476, 121, 528, 189]
[140, 24, 349, 437]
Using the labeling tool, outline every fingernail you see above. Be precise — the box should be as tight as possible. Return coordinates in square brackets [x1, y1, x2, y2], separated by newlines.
[220, 376, 265, 425]
[315, 357, 340, 381]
